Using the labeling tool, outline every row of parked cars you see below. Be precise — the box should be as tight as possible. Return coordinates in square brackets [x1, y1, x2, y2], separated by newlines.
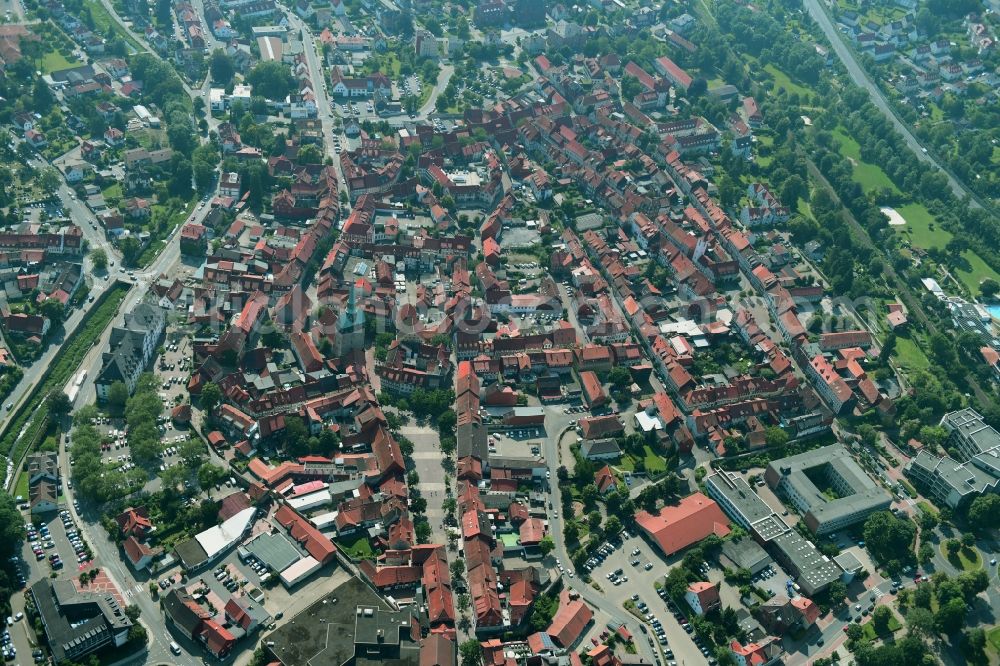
[633, 595, 675, 658]
[583, 536, 627, 573]
[62, 510, 91, 566]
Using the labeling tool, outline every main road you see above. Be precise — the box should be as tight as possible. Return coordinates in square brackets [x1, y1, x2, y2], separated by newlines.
[803, 0, 984, 209]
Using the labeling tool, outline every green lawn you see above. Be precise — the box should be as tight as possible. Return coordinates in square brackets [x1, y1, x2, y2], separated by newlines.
[337, 535, 374, 560]
[641, 445, 667, 474]
[988, 626, 1000, 655]
[891, 333, 930, 372]
[13, 472, 28, 500]
[941, 544, 983, 572]
[797, 197, 814, 221]
[41, 50, 80, 73]
[916, 501, 938, 518]
[832, 128, 900, 194]
[101, 183, 122, 201]
[895, 202, 951, 248]
[861, 613, 902, 640]
[956, 250, 1000, 297]
[764, 64, 811, 98]
[891, 203, 1000, 293]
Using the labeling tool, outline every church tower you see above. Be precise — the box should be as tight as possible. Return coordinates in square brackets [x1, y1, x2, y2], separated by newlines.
[334, 281, 365, 357]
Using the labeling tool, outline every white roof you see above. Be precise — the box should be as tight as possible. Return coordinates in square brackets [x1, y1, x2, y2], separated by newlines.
[279, 556, 321, 586]
[287, 489, 332, 512]
[195, 507, 256, 560]
[308, 511, 339, 530]
[634, 411, 662, 433]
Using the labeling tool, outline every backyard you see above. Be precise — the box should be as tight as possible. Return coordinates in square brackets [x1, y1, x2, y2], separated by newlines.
[336, 535, 374, 560]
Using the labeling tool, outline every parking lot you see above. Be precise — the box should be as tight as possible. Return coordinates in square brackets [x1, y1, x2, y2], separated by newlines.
[581, 533, 707, 666]
[21, 505, 93, 585]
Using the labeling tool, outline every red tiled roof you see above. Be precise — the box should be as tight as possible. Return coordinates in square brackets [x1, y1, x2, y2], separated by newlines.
[274, 505, 337, 563]
[635, 492, 731, 555]
[547, 594, 593, 648]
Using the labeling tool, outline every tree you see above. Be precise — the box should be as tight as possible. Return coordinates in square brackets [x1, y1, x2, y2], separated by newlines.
[961, 532, 976, 548]
[764, 426, 788, 448]
[539, 535, 555, 556]
[826, 581, 847, 605]
[935, 596, 966, 634]
[209, 49, 235, 85]
[39, 298, 64, 324]
[905, 606, 935, 639]
[119, 236, 141, 264]
[967, 494, 1000, 531]
[872, 605, 892, 634]
[980, 279, 999, 299]
[200, 382, 222, 414]
[605, 516, 622, 538]
[845, 623, 863, 642]
[459, 639, 482, 666]
[0, 492, 26, 558]
[964, 627, 987, 660]
[450, 559, 465, 580]
[863, 511, 915, 567]
[38, 167, 61, 193]
[197, 462, 227, 491]
[90, 248, 108, 271]
[47, 390, 71, 417]
[107, 381, 129, 412]
[246, 61, 296, 100]
[945, 538, 961, 556]
[608, 366, 631, 389]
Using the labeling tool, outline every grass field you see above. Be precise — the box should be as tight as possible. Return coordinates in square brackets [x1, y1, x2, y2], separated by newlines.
[832, 128, 901, 194]
[988, 626, 1000, 655]
[892, 332, 930, 372]
[101, 183, 122, 202]
[41, 50, 80, 73]
[797, 197, 814, 221]
[891, 203, 1000, 293]
[917, 501, 938, 518]
[618, 444, 666, 475]
[764, 64, 811, 98]
[895, 202, 951, 248]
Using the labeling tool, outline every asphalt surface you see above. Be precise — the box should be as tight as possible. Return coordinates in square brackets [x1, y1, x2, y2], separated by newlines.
[539, 405, 666, 666]
[802, 0, 982, 209]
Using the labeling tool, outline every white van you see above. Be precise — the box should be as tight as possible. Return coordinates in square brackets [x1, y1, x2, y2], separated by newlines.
[170, 641, 181, 655]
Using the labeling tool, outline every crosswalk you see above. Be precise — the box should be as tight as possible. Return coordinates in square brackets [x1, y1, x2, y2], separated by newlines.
[124, 583, 143, 598]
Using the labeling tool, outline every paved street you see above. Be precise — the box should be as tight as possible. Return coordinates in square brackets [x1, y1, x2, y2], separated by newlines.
[400, 420, 449, 545]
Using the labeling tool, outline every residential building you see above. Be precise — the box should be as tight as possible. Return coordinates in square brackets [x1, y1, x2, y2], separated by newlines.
[95, 302, 166, 400]
[684, 582, 720, 616]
